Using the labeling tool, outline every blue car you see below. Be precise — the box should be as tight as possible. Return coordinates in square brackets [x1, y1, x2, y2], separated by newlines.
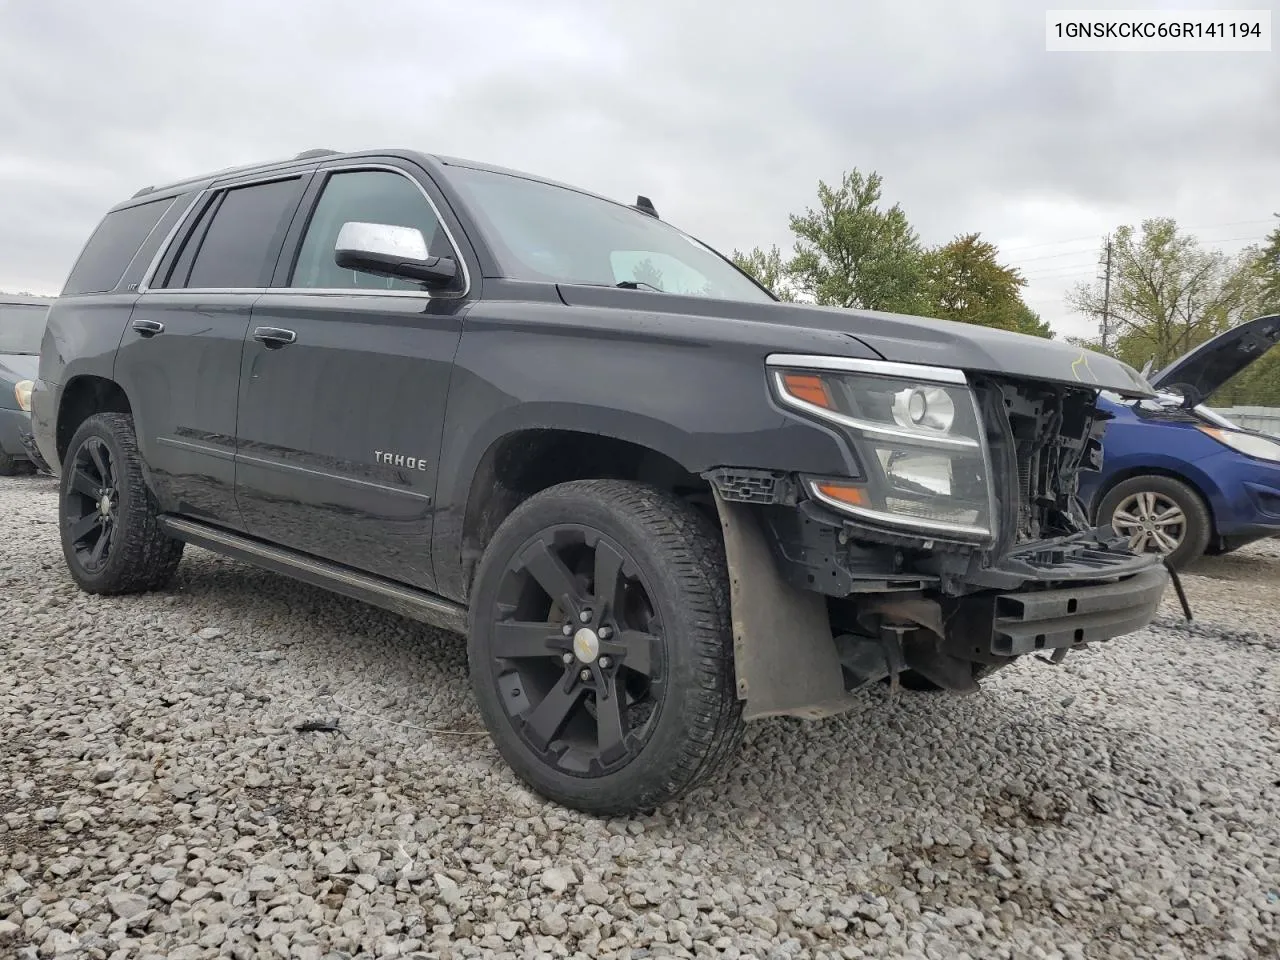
[1078, 313, 1280, 569]
[0, 296, 55, 475]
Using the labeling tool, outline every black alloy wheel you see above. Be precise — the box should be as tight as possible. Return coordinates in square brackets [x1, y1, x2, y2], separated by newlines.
[59, 412, 184, 594]
[468, 479, 744, 815]
[490, 525, 665, 777]
[64, 435, 120, 574]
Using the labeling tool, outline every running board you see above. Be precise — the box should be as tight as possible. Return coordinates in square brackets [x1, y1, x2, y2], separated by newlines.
[158, 516, 469, 635]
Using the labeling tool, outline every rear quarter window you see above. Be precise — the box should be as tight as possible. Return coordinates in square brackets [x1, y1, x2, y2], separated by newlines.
[62, 197, 176, 297]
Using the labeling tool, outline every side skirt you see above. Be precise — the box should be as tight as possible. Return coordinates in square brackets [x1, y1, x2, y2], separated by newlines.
[158, 515, 469, 635]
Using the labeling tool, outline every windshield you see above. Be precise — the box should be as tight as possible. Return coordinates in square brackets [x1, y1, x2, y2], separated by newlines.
[0, 303, 50, 355]
[444, 165, 774, 304]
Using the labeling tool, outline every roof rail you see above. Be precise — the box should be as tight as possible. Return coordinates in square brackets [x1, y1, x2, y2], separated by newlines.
[132, 185, 155, 198]
[294, 148, 340, 160]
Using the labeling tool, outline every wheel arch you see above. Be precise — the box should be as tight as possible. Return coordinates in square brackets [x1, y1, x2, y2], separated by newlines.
[56, 375, 133, 464]
[455, 427, 713, 602]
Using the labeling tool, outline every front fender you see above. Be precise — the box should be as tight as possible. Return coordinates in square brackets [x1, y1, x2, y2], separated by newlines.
[432, 300, 880, 599]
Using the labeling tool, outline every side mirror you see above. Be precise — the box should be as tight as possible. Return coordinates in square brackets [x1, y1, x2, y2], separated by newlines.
[334, 221, 458, 288]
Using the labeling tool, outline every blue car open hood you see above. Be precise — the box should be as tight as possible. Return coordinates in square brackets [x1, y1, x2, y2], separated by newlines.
[1151, 314, 1280, 406]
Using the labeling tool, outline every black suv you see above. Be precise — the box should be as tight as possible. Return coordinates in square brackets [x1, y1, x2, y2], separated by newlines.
[32, 148, 1169, 814]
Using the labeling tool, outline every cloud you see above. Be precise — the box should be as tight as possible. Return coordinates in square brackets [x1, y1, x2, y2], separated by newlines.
[1, 0, 1274, 338]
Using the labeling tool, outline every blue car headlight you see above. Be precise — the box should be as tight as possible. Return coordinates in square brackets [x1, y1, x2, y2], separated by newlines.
[1198, 426, 1280, 463]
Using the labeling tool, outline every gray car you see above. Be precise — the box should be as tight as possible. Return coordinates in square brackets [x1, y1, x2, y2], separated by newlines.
[0, 295, 54, 474]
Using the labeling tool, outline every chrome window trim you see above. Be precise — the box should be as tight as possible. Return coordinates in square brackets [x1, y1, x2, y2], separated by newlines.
[769, 371, 980, 451]
[765, 353, 968, 386]
[115, 195, 179, 291]
[136, 188, 212, 293]
[138, 162, 471, 300]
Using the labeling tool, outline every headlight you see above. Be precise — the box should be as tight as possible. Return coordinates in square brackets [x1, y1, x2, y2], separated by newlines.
[768, 354, 996, 541]
[14, 380, 33, 412]
[1199, 426, 1280, 463]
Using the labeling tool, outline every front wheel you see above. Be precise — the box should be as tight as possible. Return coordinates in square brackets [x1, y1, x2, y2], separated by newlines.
[467, 479, 744, 815]
[59, 412, 184, 594]
[1097, 474, 1211, 570]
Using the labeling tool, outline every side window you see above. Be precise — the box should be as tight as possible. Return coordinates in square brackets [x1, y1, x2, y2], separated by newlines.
[62, 197, 175, 296]
[180, 178, 303, 289]
[290, 170, 448, 290]
[156, 195, 219, 290]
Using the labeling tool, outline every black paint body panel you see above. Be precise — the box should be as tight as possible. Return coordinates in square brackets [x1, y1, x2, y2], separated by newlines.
[33, 146, 1155, 612]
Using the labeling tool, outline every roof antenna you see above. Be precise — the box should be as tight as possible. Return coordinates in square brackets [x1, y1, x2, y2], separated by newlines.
[632, 195, 659, 219]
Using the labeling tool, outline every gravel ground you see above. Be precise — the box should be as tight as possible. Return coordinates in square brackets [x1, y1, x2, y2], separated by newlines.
[1, 473, 1277, 960]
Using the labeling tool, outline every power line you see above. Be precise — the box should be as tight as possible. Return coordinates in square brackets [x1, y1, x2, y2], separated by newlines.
[997, 218, 1275, 255]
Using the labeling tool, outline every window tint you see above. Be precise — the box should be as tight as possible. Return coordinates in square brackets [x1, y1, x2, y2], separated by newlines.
[157, 196, 219, 290]
[62, 197, 175, 296]
[291, 170, 448, 290]
[183, 178, 303, 289]
[0, 303, 50, 354]
[445, 164, 773, 303]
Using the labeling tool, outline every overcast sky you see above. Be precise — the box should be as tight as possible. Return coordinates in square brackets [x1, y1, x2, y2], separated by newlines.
[1, 0, 1276, 338]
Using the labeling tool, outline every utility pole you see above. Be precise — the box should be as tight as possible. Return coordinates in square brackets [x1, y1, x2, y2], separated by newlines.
[1100, 237, 1113, 352]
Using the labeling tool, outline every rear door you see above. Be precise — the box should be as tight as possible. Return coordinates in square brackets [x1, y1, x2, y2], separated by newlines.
[115, 172, 311, 529]
[233, 160, 474, 590]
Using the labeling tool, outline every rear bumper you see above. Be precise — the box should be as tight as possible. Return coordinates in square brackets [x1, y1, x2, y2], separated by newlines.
[29, 378, 61, 475]
[0, 407, 32, 462]
[19, 427, 51, 473]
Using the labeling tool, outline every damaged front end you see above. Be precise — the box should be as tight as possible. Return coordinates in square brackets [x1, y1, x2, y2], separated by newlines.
[705, 361, 1169, 721]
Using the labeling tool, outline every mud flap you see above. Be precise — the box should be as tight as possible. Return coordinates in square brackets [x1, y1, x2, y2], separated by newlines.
[711, 489, 861, 721]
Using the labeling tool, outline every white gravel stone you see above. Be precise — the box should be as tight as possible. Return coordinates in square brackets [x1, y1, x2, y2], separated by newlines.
[1, 475, 1279, 960]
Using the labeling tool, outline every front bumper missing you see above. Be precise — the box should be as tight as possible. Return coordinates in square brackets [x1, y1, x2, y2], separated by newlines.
[712, 490, 1170, 721]
[988, 565, 1168, 656]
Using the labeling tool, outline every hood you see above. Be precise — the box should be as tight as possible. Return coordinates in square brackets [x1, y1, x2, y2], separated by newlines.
[556, 284, 1156, 397]
[1150, 314, 1280, 406]
[826, 306, 1153, 397]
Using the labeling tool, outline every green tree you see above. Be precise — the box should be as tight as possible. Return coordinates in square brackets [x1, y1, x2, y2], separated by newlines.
[1210, 217, 1280, 406]
[731, 245, 795, 301]
[1254, 215, 1280, 313]
[920, 233, 1052, 338]
[1067, 219, 1253, 371]
[1005, 301, 1054, 339]
[786, 169, 926, 312]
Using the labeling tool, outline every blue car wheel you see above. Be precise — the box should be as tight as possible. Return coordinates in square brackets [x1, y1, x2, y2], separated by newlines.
[1097, 474, 1212, 570]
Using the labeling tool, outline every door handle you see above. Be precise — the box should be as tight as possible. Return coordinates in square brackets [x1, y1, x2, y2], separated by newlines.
[253, 326, 297, 348]
[131, 318, 165, 337]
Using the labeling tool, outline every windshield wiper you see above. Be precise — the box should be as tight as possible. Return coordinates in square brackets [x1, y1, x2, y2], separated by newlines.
[615, 280, 665, 293]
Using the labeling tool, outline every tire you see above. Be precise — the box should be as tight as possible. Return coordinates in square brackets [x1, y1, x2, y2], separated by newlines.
[467, 479, 745, 815]
[59, 412, 184, 594]
[1097, 474, 1211, 571]
[0, 446, 24, 476]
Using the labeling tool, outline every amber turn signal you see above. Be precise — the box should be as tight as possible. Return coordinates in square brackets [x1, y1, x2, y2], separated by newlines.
[780, 373, 833, 409]
[812, 481, 868, 506]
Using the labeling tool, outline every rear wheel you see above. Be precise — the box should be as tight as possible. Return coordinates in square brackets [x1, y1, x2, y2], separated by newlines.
[1097, 474, 1211, 570]
[59, 413, 184, 594]
[467, 479, 744, 815]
